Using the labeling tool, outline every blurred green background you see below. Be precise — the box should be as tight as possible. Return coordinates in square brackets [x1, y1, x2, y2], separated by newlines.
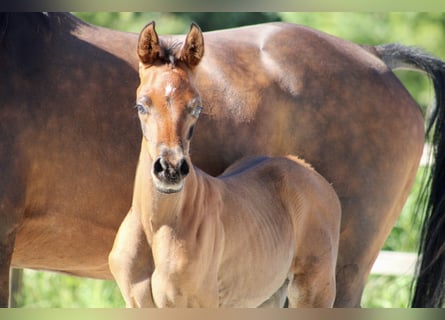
[11, 12, 445, 308]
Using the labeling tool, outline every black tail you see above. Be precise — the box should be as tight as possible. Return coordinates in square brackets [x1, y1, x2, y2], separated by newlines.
[376, 43, 445, 307]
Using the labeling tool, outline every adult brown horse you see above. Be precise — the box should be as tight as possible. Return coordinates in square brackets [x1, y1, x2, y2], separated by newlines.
[1, 12, 445, 307]
[109, 22, 341, 307]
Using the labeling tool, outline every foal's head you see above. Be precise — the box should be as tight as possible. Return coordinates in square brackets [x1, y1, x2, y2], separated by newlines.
[135, 21, 204, 194]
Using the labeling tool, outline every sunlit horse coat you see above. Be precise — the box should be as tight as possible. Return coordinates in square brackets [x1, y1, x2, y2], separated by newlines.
[109, 22, 341, 307]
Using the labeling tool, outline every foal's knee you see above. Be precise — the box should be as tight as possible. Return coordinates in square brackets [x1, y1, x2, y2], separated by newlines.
[108, 248, 122, 279]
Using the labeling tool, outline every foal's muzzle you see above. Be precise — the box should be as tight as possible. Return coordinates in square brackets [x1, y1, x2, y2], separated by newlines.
[152, 154, 190, 193]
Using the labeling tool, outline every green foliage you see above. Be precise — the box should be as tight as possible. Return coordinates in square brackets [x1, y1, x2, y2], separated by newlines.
[172, 12, 281, 31]
[13, 270, 124, 308]
[362, 275, 413, 308]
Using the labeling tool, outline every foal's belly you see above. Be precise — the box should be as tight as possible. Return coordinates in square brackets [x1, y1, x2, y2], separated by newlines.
[216, 226, 295, 307]
[217, 254, 292, 307]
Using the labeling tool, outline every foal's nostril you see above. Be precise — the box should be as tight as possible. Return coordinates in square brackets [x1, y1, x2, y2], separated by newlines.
[154, 157, 188, 177]
[153, 158, 165, 175]
[179, 159, 190, 176]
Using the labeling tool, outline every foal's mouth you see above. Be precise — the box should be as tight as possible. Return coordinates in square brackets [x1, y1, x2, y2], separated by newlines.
[152, 176, 185, 194]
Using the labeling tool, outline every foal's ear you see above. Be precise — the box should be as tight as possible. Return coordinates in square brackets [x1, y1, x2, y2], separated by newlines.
[137, 21, 161, 65]
[179, 23, 204, 68]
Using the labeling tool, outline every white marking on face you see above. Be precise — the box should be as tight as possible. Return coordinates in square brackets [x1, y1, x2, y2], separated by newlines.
[165, 84, 175, 98]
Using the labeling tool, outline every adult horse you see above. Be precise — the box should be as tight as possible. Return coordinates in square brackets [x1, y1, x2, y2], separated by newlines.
[1, 12, 444, 307]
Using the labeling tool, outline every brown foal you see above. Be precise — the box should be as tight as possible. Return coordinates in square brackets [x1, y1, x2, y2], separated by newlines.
[109, 22, 341, 308]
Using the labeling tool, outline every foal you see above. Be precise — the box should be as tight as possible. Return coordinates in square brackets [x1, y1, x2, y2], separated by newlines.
[109, 21, 341, 308]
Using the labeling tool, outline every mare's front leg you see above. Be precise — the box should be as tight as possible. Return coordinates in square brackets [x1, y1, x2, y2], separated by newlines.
[0, 230, 17, 307]
[0, 158, 26, 307]
[109, 209, 155, 307]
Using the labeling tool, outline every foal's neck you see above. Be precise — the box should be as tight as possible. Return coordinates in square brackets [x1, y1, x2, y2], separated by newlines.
[135, 141, 207, 231]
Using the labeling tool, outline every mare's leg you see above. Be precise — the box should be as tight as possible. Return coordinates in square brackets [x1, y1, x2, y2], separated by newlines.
[0, 202, 24, 307]
[334, 192, 417, 307]
[0, 156, 26, 307]
[0, 230, 17, 307]
[109, 209, 155, 307]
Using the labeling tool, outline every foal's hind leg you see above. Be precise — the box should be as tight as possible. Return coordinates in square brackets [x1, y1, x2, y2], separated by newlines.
[109, 209, 155, 307]
[258, 279, 289, 308]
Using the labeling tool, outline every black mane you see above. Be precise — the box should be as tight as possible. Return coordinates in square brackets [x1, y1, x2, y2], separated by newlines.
[0, 13, 84, 75]
[1, 13, 49, 43]
[0, 12, 83, 45]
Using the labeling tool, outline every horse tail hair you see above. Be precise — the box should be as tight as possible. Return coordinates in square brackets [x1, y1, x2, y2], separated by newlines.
[376, 43, 445, 307]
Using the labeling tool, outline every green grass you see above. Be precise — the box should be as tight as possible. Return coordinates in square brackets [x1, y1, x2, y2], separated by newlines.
[12, 167, 428, 308]
[12, 270, 124, 308]
[362, 275, 413, 308]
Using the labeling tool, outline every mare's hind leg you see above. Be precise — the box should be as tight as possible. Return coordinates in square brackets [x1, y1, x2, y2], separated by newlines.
[109, 209, 155, 307]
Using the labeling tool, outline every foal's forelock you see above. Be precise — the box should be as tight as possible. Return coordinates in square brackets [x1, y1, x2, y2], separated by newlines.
[159, 39, 183, 66]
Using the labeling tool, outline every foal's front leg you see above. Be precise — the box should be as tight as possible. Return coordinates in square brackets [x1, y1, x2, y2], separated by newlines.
[286, 262, 336, 307]
[109, 209, 155, 307]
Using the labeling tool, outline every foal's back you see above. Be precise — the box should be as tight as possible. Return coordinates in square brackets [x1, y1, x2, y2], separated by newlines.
[216, 155, 341, 307]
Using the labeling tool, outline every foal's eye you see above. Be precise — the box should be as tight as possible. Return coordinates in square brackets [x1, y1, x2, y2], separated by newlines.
[191, 106, 203, 118]
[187, 125, 195, 140]
[135, 104, 149, 115]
